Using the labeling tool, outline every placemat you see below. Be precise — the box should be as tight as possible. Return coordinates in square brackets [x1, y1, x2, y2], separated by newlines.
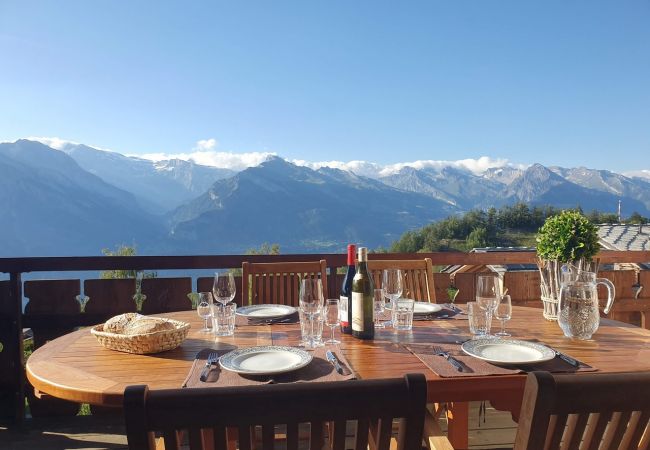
[183, 346, 355, 388]
[406, 342, 596, 378]
[235, 311, 300, 327]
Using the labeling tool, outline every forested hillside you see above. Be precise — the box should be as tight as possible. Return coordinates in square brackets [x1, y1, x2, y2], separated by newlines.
[387, 203, 645, 253]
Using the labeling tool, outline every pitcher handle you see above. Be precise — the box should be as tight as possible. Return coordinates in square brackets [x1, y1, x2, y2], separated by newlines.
[596, 278, 616, 314]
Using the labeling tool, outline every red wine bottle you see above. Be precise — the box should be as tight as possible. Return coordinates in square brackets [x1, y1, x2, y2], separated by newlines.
[340, 244, 356, 335]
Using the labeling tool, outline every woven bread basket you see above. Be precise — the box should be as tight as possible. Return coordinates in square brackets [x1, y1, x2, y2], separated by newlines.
[91, 318, 190, 354]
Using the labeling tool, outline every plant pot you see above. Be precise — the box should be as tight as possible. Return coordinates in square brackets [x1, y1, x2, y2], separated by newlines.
[537, 258, 597, 322]
[541, 295, 559, 321]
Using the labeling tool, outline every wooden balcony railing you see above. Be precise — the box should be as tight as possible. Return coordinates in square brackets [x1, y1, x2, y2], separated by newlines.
[1, 250, 649, 424]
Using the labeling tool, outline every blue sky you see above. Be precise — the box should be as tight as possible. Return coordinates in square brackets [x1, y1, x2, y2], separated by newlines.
[1, 1, 648, 172]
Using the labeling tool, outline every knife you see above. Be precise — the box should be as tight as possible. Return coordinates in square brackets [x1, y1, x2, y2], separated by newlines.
[555, 350, 580, 368]
[326, 350, 344, 374]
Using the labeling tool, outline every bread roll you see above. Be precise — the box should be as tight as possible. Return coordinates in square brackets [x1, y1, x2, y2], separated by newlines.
[123, 317, 175, 335]
[104, 313, 142, 334]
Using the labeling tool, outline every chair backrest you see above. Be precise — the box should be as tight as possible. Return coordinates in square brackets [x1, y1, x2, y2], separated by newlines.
[514, 371, 650, 450]
[124, 373, 427, 450]
[241, 260, 328, 306]
[368, 258, 436, 302]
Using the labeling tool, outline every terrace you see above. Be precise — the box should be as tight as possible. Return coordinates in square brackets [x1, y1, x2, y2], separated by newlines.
[1, 249, 650, 449]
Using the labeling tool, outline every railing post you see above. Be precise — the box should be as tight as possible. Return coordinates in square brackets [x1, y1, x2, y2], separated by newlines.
[0, 272, 24, 425]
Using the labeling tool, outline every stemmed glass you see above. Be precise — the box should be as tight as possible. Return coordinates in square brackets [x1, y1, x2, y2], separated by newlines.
[299, 278, 324, 348]
[213, 271, 236, 306]
[495, 294, 512, 337]
[197, 292, 213, 333]
[382, 269, 403, 325]
[324, 299, 340, 344]
[476, 274, 501, 336]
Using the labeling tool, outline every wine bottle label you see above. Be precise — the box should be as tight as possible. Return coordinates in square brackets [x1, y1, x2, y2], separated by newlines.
[352, 292, 364, 332]
[339, 295, 349, 325]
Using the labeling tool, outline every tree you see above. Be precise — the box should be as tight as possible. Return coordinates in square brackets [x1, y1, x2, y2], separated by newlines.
[245, 243, 280, 255]
[627, 212, 649, 224]
[466, 227, 489, 250]
[390, 231, 424, 253]
[99, 244, 156, 279]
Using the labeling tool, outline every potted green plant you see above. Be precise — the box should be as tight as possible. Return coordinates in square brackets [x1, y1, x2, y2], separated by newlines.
[536, 210, 600, 320]
[446, 286, 459, 303]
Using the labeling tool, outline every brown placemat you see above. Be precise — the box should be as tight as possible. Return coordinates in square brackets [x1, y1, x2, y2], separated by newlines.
[235, 311, 300, 327]
[406, 342, 597, 378]
[183, 346, 355, 388]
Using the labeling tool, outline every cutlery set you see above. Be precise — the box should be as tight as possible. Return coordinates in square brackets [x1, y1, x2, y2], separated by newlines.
[326, 350, 347, 374]
[553, 349, 580, 368]
[432, 345, 465, 372]
[247, 316, 298, 325]
[198, 349, 350, 382]
[199, 352, 220, 381]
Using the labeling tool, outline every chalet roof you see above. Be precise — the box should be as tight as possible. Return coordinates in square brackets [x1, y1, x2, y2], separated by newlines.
[441, 247, 538, 274]
[598, 224, 650, 251]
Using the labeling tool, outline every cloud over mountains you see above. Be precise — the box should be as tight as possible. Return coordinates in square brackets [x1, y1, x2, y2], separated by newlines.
[11, 136, 648, 182]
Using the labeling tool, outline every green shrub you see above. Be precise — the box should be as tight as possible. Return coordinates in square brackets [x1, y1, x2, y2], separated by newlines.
[536, 210, 600, 262]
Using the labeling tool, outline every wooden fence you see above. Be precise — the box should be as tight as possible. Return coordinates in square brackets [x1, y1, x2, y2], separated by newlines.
[1, 250, 649, 424]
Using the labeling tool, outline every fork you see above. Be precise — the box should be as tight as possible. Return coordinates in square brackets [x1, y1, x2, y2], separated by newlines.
[432, 346, 464, 372]
[199, 352, 219, 382]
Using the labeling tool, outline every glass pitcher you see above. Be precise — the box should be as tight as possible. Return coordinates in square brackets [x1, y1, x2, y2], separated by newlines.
[558, 266, 615, 340]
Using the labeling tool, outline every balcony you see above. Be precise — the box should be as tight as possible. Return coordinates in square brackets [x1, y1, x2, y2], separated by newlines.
[1, 249, 650, 449]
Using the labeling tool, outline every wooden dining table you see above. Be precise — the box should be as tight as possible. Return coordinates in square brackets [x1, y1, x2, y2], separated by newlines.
[26, 306, 650, 449]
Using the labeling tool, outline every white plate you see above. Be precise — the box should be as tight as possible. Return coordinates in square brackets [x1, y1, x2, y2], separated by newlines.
[387, 301, 443, 315]
[461, 339, 556, 365]
[236, 304, 297, 319]
[219, 346, 312, 375]
[413, 302, 443, 315]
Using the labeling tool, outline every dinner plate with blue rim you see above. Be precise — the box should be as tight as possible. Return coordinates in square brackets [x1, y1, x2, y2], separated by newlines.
[219, 346, 312, 375]
[461, 338, 555, 365]
[413, 301, 443, 315]
[236, 304, 297, 319]
[388, 300, 442, 315]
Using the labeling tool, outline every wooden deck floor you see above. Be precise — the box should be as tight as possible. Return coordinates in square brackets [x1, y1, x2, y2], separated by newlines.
[0, 403, 517, 450]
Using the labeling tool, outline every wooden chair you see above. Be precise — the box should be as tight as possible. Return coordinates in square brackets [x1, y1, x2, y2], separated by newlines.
[368, 258, 436, 302]
[512, 371, 650, 450]
[241, 260, 328, 306]
[124, 373, 427, 450]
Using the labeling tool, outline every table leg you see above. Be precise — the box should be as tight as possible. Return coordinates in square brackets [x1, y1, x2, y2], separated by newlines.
[446, 402, 469, 450]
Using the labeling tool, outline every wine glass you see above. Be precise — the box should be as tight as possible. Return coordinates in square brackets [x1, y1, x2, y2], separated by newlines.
[197, 292, 213, 333]
[299, 278, 324, 315]
[476, 275, 500, 310]
[299, 279, 324, 348]
[476, 274, 501, 336]
[213, 271, 236, 306]
[495, 294, 512, 337]
[382, 269, 403, 324]
[373, 288, 386, 328]
[324, 299, 340, 344]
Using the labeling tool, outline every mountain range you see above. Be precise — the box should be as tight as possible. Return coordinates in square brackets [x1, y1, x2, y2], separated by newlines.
[1, 139, 649, 256]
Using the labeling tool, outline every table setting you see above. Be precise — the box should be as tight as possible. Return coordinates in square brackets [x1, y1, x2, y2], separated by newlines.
[404, 273, 596, 377]
[183, 276, 356, 389]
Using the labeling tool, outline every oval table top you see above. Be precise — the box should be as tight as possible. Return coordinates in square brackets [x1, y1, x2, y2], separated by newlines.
[27, 306, 650, 409]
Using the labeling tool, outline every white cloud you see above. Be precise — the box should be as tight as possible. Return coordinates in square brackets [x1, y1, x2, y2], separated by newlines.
[25, 136, 113, 153]
[139, 150, 276, 171]
[137, 138, 275, 171]
[26, 136, 80, 150]
[194, 138, 217, 151]
[624, 169, 650, 180]
[293, 156, 519, 178]
[292, 159, 384, 178]
[14, 136, 523, 176]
